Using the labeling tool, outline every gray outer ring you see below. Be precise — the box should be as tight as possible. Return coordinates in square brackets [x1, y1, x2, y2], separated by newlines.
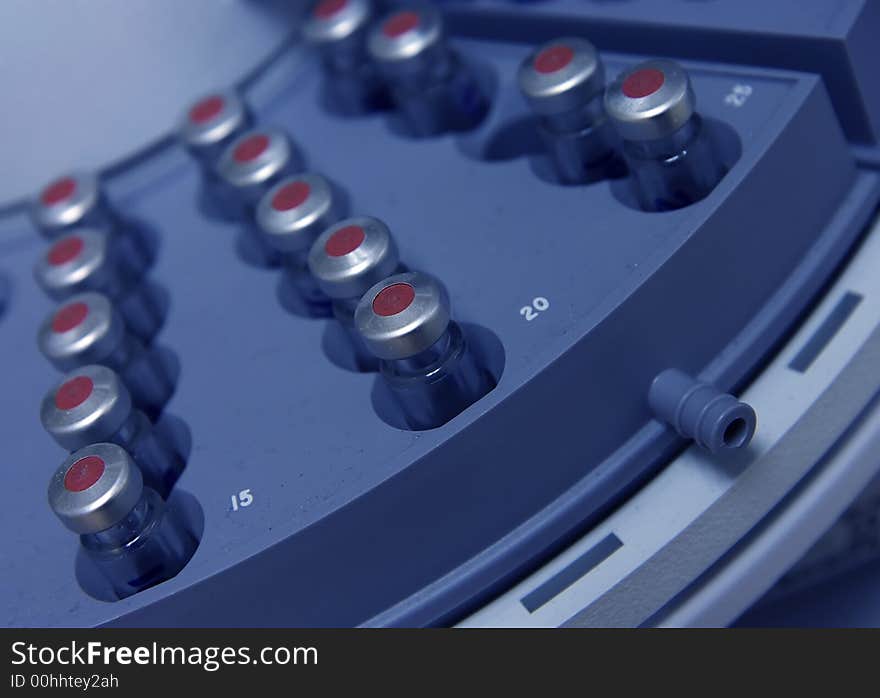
[178, 90, 248, 150]
[517, 37, 605, 116]
[302, 0, 370, 45]
[256, 173, 338, 254]
[37, 291, 124, 371]
[30, 172, 101, 233]
[48, 442, 143, 535]
[604, 59, 695, 142]
[565, 326, 880, 627]
[40, 364, 132, 452]
[308, 215, 399, 299]
[354, 270, 450, 360]
[367, 5, 443, 78]
[33, 228, 109, 300]
[216, 127, 292, 189]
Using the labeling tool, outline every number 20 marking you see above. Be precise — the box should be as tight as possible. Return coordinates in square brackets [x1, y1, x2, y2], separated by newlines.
[520, 297, 550, 322]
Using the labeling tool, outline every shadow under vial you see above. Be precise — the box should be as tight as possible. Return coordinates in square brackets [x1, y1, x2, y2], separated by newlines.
[609, 116, 743, 212]
[370, 321, 506, 431]
[74, 488, 204, 602]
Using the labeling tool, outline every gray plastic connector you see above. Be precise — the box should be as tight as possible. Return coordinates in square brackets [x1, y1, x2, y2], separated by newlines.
[649, 369, 757, 453]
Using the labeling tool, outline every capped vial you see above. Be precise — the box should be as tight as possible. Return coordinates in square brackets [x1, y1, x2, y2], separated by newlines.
[303, 0, 387, 114]
[257, 173, 342, 315]
[257, 174, 341, 257]
[605, 59, 726, 210]
[216, 127, 302, 264]
[355, 271, 494, 428]
[34, 229, 160, 342]
[41, 365, 183, 495]
[517, 38, 616, 182]
[37, 292, 172, 413]
[216, 127, 302, 209]
[304, 0, 372, 68]
[367, 6, 488, 136]
[30, 171, 153, 264]
[309, 216, 402, 370]
[309, 216, 400, 300]
[178, 90, 252, 168]
[30, 172, 113, 239]
[48, 443, 196, 599]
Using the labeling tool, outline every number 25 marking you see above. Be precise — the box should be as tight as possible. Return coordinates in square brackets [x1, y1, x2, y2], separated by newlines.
[520, 297, 550, 322]
[724, 84, 753, 108]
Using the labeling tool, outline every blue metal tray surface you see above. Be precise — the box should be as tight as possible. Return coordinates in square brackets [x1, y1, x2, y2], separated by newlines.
[1, 2, 879, 626]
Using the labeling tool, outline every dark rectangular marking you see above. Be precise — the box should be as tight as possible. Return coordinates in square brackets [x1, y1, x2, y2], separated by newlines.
[520, 533, 623, 613]
[788, 292, 863, 373]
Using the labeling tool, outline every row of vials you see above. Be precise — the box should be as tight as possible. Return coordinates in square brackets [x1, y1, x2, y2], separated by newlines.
[303, 0, 728, 209]
[30, 173, 196, 600]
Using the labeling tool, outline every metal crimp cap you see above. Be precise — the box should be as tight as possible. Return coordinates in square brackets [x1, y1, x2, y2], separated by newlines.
[48, 442, 144, 535]
[355, 270, 451, 360]
[30, 172, 102, 235]
[308, 215, 399, 299]
[216, 127, 294, 190]
[604, 58, 696, 142]
[34, 228, 111, 299]
[367, 5, 444, 79]
[37, 291, 125, 371]
[179, 90, 249, 151]
[302, 0, 371, 46]
[257, 173, 338, 254]
[518, 37, 605, 116]
[40, 364, 133, 452]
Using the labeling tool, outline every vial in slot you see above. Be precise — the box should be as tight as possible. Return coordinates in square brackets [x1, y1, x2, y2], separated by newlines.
[48, 443, 196, 600]
[518, 38, 617, 183]
[256, 173, 342, 316]
[367, 5, 489, 136]
[179, 90, 254, 221]
[179, 90, 252, 169]
[604, 59, 726, 211]
[355, 271, 494, 429]
[34, 229, 161, 342]
[41, 364, 183, 496]
[37, 292, 173, 413]
[30, 172, 114, 239]
[216, 128, 304, 264]
[30, 172, 152, 262]
[309, 216, 402, 371]
[302, 0, 389, 114]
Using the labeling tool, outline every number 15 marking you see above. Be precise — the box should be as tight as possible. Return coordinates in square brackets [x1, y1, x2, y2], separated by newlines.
[230, 489, 253, 512]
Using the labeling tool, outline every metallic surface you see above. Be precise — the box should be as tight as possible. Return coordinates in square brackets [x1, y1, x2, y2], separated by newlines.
[355, 271, 451, 360]
[367, 6, 447, 82]
[302, 0, 371, 48]
[33, 230, 157, 340]
[178, 90, 250, 159]
[37, 292, 125, 371]
[308, 215, 399, 299]
[518, 37, 605, 117]
[257, 173, 339, 254]
[48, 443, 144, 535]
[605, 59, 696, 142]
[29, 172, 103, 236]
[40, 364, 133, 452]
[33, 229, 116, 300]
[216, 128, 296, 194]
